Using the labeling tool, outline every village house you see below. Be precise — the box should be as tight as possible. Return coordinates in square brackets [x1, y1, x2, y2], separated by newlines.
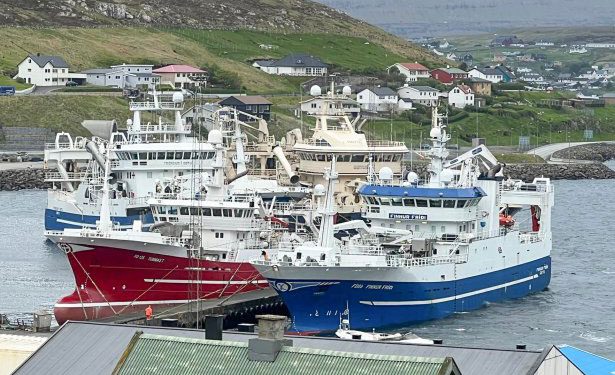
[218, 95, 272, 121]
[356, 87, 398, 112]
[448, 85, 474, 108]
[468, 67, 503, 83]
[16, 54, 86, 86]
[397, 97, 414, 111]
[153, 64, 208, 89]
[520, 73, 545, 83]
[494, 65, 516, 82]
[431, 67, 468, 85]
[300, 96, 360, 117]
[256, 53, 327, 76]
[388, 62, 430, 82]
[467, 77, 492, 96]
[81, 63, 160, 88]
[490, 35, 523, 47]
[397, 85, 439, 107]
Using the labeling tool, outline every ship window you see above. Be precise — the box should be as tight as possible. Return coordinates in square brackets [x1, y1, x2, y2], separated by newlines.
[296, 252, 302, 260]
[184, 152, 191, 159]
[175, 152, 183, 159]
[139, 152, 147, 160]
[151, 207, 157, 214]
[429, 199, 442, 207]
[223, 209, 232, 217]
[351, 154, 364, 162]
[380, 197, 391, 205]
[167, 152, 174, 160]
[316, 154, 325, 161]
[202, 208, 211, 216]
[157, 152, 166, 160]
[416, 199, 428, 207]
[369, 206, 380, 213]
[158, 206, 167, 214]
[384, 154, 393, 162]
[180, 207, 189, 215]
[212, 209, 222, 216]
[190, 207, 200, 215]
[326, 154, 333, 162]
[457, 199, 467, 208]
[341, 154, 351, 162]
[443, 200, 456, 208]
[131, 152, 138, 160]
[149, 152, 156, 160]
[403, 198, 415, 207]
[392, 198, 403, 206]
[192, 152, 200, 159]
[168, 207, 178, 215]
[160, 217, 167, 221]
[393, 155, 402, 162]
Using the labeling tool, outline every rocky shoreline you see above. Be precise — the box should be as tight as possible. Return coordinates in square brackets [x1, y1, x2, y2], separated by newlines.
[0, 159, 614, 192]
[552, 143, 615, 162]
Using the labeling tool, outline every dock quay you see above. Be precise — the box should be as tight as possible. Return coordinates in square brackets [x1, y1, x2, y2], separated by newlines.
[97, 288, 286, 329]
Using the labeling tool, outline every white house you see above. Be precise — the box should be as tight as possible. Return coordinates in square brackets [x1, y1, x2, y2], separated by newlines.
[448, 85, 474, 109]
[520, 73, 545, 83]
[468, 68, 503, 83]
[356, 87, 398, 112]
[256, 54, 327, 76]
[397, 85, 439, 107]
[299, 97, 360, 117]
[16, 54, 86, 86]
[397, 98, 414, 111]
[153, 64, 208, 89]
[388, 62, 430, 82]
[81, 64, 160, 88]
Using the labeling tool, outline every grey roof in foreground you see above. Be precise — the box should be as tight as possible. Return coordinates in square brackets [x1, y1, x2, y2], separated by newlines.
[27, 54, 69, 68]
[364, 86, 397, 96]
[80, 68, 114, 74]
[271, 53, 327, 68]
[14, 321, 545, 375]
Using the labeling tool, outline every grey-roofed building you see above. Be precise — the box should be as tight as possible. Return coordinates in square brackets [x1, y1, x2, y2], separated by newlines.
[468, 67, 504, 83]
[16, 54, 85, 87]
[218, 95, 272, 120]
[13, 321, 565, 375]
[258, 53, 327, 76]
[398, 85, 440, 106]
[357, 86, 398, 112]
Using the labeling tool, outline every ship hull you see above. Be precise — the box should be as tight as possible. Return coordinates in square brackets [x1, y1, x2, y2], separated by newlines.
[53, 239, 268, 325]
[258, 256, 551, 333]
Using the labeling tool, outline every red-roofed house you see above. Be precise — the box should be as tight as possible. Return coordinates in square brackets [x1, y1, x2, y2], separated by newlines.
[431, 67, 468, 85]
[388, 62, 430, 82]
[153, 64, 208, 89]
[448, 85, 474, 108]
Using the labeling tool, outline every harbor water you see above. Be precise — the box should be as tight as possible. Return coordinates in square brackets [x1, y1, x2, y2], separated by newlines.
[1, 167, 615, 357]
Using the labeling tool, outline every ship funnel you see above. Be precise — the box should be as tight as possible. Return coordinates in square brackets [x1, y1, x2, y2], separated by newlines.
[272, 145, 299, 184]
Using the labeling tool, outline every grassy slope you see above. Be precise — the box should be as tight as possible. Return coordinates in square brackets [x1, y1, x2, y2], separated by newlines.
[0, 75, 31, 90]
[0, 96, 131, 136]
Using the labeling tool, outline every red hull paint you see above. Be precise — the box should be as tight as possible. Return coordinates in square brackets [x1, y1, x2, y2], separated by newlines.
[55, 245, 268, 325]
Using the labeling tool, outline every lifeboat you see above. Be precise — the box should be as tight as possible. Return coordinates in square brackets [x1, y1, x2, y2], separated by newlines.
[499, 214, 515, 227]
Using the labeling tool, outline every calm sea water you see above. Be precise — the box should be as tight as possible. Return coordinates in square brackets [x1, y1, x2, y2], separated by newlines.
[1, 168, 614, 356]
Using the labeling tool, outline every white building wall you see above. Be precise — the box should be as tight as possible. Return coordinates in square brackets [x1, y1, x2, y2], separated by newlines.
[17, 60, 75, 86]
[357, 90, 398, 112]
[532, 347, 583, 375]
[448, 88, 474, 108]
[398, 87, 439, 106]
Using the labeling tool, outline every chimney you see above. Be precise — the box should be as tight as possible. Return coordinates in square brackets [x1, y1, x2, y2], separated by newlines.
[205, 314, 224, 341]
[248, 315, 292, 362]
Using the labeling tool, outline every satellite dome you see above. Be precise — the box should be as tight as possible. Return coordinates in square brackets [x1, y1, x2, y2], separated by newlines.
[310, 85, 322, 96]
[430, 127, 441, 139]
[172, 92, 184, 103]
[440, 169, 454, 185]
[208, 129, 223, 144]
[342, 86, 352, 96]
[407, 172, 419, 183]
[314, 184, 326, 196]
[126, 119, 133, 126]
[379, 167, 394, 182]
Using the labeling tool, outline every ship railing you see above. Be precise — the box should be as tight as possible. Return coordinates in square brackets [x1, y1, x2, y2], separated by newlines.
[519, 232, 543, 244]
[501, 181, 553, 193]
[386, 253, 469, 268]
[44, 171, 89, 181]
[366, 140, 406, 147]
[129, 101, 183, 111]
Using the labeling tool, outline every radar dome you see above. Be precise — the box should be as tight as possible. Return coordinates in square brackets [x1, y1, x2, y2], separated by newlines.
[379, 167, 394, 182]
[207, 129, 223, 144]
[172, 92, 185, 103]
[430, 127, 441, 139]
[126, 119, 133, 126]
[314, 184, 326, 196]
[440, 169, 454, 185]
[407, 172, 419, 184]
[342, 86, 352, 96]
[310, 85, 322, 96]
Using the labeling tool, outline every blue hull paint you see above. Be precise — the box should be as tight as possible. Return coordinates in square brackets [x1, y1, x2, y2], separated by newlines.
[44, 208, 154, 231]
[270, 257, 551, 332]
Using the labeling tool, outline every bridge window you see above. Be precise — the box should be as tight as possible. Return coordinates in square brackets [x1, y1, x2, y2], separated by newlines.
[168, 207, 178, 215]
[380, 197, 391, 205]
[190, 207, 200, 215]
[416, 199, 428, 207]
[139, 152, 147, 160]
[429, 199, 442, 208]
[443, 200, 456, 208]
[131, 152, 138, 160]
[351, 154, 365, 162]
[391, 198, 403, 206]
[212, 209, 222, 217]
[175, 152, 183, 159]
[457, 199, 467, 208]
[180, 207, 189, 215]
[223, 209, 232, 217]
[202, 208, 211, 216]
[184, 152, 191, 159]
[157, 152, 166, 160]
[166, 152, 174, 160]
[403, 198, 415, 207]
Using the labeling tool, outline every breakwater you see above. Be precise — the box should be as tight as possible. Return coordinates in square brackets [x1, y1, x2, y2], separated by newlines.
[0, 161, 615, 192]
[552, 142, 615, 162]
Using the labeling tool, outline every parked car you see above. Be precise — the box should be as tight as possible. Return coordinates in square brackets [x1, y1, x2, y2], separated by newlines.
[65, 81, 79, 87]
[0, 86, 16, 96]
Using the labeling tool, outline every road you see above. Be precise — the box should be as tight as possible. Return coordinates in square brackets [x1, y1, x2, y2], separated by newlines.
[526, 141, 615, 163]
[0, 161, 44, 170]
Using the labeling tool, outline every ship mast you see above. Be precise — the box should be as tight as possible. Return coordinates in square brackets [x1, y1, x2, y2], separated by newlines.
[317, 159, 338, 249]
[425, 105, 451, 187]
[98, 143, 113, 233]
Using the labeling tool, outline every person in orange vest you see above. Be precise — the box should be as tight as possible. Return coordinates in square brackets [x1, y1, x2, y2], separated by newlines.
[145, 305, 153, 323]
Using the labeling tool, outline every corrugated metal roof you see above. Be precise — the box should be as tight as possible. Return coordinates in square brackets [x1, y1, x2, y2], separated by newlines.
[558, 345, 615, 374]
[14, 321, 543, 375]
[115, 334, 454, 375]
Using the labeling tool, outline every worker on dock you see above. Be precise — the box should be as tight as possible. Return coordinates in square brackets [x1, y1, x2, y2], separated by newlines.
[145, 305, 153, 324]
